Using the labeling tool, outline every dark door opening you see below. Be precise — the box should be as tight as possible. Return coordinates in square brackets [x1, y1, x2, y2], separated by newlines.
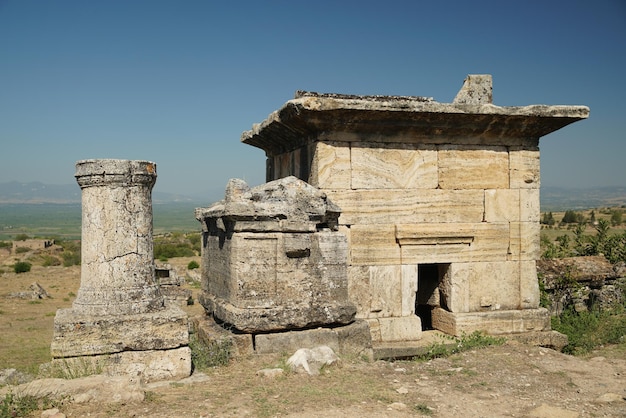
[416, 263, 449, 330]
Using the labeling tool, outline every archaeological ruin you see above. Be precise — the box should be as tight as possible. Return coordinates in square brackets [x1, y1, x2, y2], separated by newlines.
[51, 159, 191, 381]
[195, 74, 589, 356]
[51, 75, 590, 375]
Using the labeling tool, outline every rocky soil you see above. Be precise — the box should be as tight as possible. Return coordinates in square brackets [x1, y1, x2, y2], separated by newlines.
[1, 249, 625, 417]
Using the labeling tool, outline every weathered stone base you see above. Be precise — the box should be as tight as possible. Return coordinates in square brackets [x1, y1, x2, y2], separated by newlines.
[431, 307, 551, 336]
[193, 315, 373, 359]
[199, 293, 357, 333]
[52, 305, 189, 357]
[367, 316, 422, 342]
[49, 347, 192, 383]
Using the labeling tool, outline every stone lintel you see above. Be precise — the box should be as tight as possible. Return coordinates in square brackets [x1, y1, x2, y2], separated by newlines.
[241, 77, 589, 155]
[395, 224, 474, 246]
[51, 306, 189, 358]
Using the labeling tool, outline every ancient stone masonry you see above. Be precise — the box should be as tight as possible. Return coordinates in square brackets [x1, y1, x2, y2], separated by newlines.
[241, 75, 590, 347]
[51, 159, 191, 382]
[195, 176, 372, 356]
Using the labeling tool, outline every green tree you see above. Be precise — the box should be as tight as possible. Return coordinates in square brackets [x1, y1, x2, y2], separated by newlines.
[562, 210, 578, 224]
[610, 210, 622, 226]
[541, 212, 555, 226]
[589, 210, 596, 224]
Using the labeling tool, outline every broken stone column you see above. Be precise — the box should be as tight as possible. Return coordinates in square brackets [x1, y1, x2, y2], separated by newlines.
[51, 159, 191, 382]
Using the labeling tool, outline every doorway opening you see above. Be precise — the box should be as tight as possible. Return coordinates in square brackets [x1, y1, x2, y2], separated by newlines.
[415, 263, 450, 330]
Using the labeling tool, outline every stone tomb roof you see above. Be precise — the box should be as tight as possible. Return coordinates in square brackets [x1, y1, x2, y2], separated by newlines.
[241, 75, 590, 153]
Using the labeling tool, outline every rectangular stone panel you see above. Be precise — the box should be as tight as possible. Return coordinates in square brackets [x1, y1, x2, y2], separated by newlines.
[326, 189, 484, 226]
[510, 147, 540, 189]
[51, 305, 189, 357]
[401, 265, 418, 316]
[466, 261, 521, 311]
[351, 142, 438, 189]
[397, 222, 510, 264]
[520, 260, 540, 309]
[231, 234, 278, 305]
[368, 265, 403, 318]
[203, 233, 232, 299]
[520, 189, 540, 222]
[438, 145, 509, 189]
[309, 141, 351, 189]
[484, 189, 520, 222]
[509, 222, 541, 261]
[348, 265, 373, 318]
[431, 307, 550, 336]
[350, 224, 401, 265]
[377, 316, 422, 342]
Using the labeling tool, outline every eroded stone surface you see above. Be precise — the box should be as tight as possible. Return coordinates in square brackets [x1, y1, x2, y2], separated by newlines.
[52, 159, 190, 381]
[239, 75, 588, 343]
[196, 176, 356, 333]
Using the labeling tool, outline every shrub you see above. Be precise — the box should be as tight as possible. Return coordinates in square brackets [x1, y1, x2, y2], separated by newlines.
[552, 307, 626, 355]
[14, 234, 30, 241]
[0, 241, 10, 249]
[15, 246, 30, 254]
[41, 255, 61, 267]
[189, 333, 232, 370]
[61, 251, 81, 267]
[13, 261, 32, 274]
[1, 392, 41, 418]
[187, 260, 200, 270]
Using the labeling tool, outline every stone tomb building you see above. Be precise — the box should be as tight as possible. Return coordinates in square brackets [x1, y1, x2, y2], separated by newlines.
[240, 75, 589, 346]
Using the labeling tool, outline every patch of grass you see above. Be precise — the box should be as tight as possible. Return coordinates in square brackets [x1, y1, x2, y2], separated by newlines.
[43, 357, 107, 379]
[413, 403, 434, 416]
[144, 391, 161, 403]
[0, 391, 40, 418]
[189, 333, 232, 371]
[414, 331, 506, 361]
[27, 300, 42, 305]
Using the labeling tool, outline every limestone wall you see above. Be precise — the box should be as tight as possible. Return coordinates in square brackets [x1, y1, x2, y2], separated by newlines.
[241, 76, 588, 340]
[264, 139, 542, 334]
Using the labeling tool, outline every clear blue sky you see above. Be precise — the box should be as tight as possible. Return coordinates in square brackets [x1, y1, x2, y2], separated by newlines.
[1, 0, 624, 201]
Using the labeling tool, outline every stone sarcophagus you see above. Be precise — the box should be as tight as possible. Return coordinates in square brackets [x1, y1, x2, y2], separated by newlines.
[240, 75, 590, 345]
[195, 176, 357, 333]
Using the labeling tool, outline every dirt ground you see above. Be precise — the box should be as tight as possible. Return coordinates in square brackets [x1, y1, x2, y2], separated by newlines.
[1, 248, 625, 417]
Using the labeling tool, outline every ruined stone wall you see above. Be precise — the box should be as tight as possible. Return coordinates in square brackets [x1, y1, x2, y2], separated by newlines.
[264, 138, 542, 337]
[241, 75, 588, 340]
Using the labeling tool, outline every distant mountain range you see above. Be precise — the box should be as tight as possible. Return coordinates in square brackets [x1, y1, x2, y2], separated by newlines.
[540, 186, 626, 212]
[0, 181, 201, 204]
[0, 181, 624, 211]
